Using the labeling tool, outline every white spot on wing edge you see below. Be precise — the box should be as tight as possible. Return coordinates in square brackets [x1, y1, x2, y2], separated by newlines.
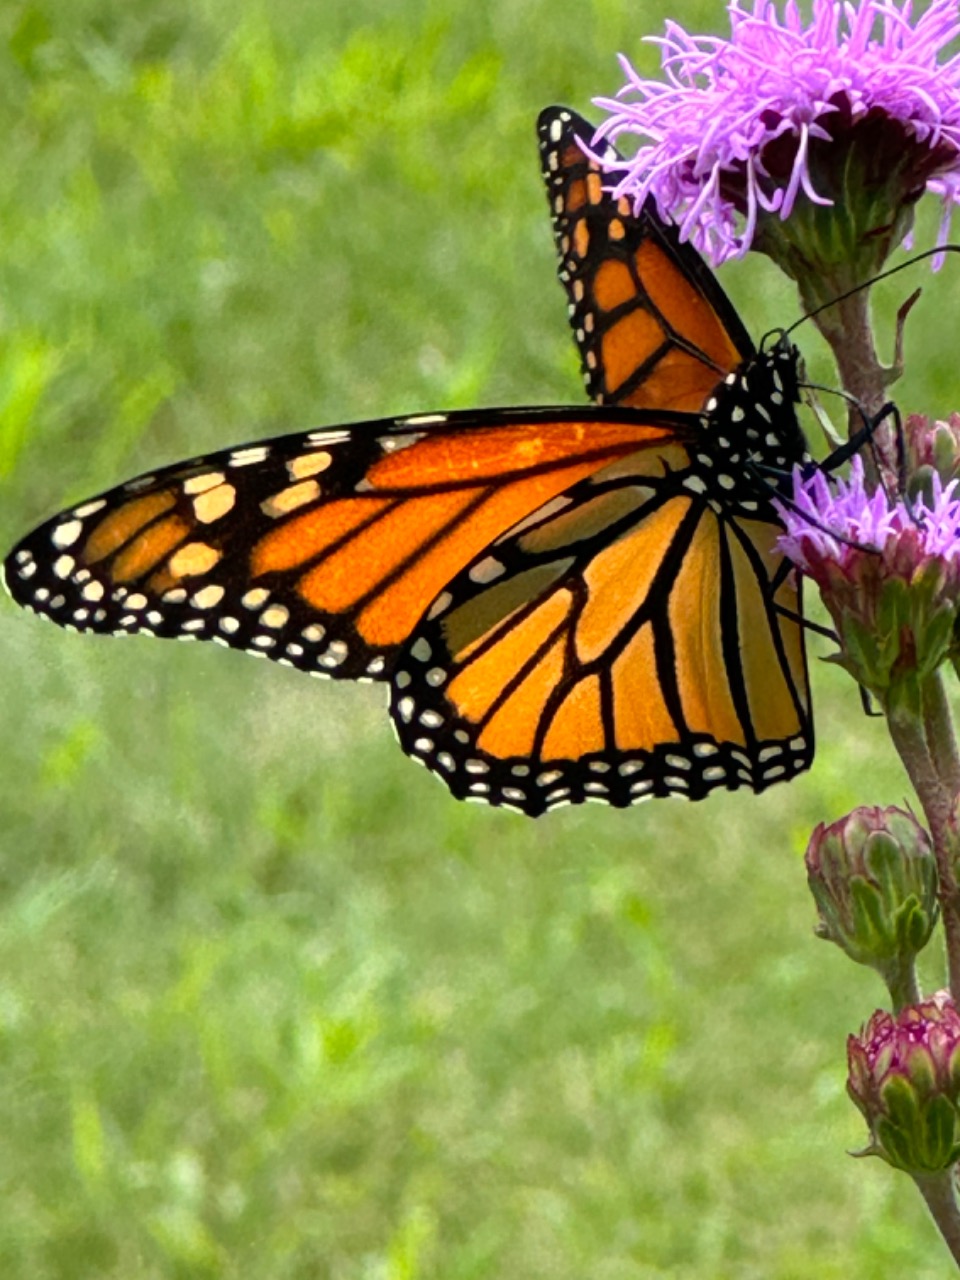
[260, 604, 290, 629]
[52, 520, 83, 549]
[229, 445, 270, 467]
[410, 638, 432, 662]
[427, 591, 452, 620]
[183, 471, 226, 495]
[74, 498, 107, 519]
[242, 588, 270, 610]
[306, 429, 350, 446]
[192, 584, 225, 609]
[381, 431, 426, 453]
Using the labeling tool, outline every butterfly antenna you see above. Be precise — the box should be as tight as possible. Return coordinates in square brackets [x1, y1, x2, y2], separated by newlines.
[772, 599, 839, 643]
[784, 245, 960, 337]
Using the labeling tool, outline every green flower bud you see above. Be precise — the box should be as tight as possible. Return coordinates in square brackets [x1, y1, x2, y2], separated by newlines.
[905, 414, 960, 492]
[806, 807, 938, 987]
[752, 109, 929, 313]
[847, 995, 960, 1174]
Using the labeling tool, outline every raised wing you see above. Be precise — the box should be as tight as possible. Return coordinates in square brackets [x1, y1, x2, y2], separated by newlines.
[538, 106, 754, 411]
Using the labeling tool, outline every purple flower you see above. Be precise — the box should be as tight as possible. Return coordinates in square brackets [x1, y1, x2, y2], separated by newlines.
[777, 457, 960, 693]
[779, 456, 960, 570]
[594, 0, 960, 268]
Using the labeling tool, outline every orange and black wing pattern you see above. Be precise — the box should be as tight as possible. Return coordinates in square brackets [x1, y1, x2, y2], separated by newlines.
[3, 409, 687, 683]
[391, 365, 812, 815]
[538, 107, 754, 411]
[3, 106, 815, 816]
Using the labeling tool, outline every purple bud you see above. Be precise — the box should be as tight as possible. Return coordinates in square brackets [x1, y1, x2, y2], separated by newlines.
[847, 995, 960, 1172]
[904, 413, 960, 490]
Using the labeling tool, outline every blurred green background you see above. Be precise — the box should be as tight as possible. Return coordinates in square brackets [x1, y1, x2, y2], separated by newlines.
[0, 1, 956, 1275]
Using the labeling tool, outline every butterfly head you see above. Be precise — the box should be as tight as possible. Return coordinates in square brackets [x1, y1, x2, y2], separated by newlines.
[760, 328, 805, 395]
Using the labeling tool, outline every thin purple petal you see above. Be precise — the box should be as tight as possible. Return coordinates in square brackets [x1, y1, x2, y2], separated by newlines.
[778, 456, 960, 570]
[597, 0, 960, 261]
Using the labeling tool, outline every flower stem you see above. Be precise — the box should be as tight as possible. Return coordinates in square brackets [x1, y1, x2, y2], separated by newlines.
[886, 686, 960, 997]
[923, 676, 960, 799]
[811, 277, 960, 998]
[885, 958, 922, 1012]
[912, 1171, 960, 1266]
[811, 288, 899, 487]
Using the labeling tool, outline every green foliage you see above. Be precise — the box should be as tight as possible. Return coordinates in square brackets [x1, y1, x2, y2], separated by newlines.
[0, 0, 956, 1274]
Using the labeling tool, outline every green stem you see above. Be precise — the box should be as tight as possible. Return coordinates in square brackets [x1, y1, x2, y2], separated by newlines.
[912, 1171, 960, 1267]
[884, 958, 922, 1012]
[811, 288, 899, 487]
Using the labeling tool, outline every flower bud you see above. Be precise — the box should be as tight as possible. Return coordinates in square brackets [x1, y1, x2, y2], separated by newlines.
[806, 806, 938, 980]
[905, 413, 960, 492]
[847, 995, 960, 1173]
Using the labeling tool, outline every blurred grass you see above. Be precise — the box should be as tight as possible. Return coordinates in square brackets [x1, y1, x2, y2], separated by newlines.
[0, 0, 956, 1275]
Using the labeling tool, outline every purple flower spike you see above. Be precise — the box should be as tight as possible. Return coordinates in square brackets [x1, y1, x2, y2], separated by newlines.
[779, 456, 960, 571]
[595, 0, 960, 271]
[777, 457, 960, 694]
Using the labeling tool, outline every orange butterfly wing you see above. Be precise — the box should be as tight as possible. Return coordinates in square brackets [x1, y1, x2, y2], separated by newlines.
[539, 107, 753, 410]
[4, 409, 688, 681]
[391, 374, 812, 815]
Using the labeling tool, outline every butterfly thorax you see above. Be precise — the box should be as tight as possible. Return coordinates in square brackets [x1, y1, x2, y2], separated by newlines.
[687, 339, 807, 514]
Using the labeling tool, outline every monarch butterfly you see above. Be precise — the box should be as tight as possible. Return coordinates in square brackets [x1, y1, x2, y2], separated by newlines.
[3, 107, 813, 816]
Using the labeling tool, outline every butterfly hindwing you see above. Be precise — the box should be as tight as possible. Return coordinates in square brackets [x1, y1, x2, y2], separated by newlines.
[4, 408, 687, 683]
[538, 107, 755, 412]
[3, 106, 818, 814]
[391, 436, 813, 815]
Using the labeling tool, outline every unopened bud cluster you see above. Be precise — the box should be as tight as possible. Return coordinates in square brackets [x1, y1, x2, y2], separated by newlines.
[806, 806, 938, 982]
[848, 995, 960, 1174]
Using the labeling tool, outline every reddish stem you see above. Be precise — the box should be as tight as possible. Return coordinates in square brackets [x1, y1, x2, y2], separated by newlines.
[886, 688, 960, 998]
[913, 1172, 960, 1267]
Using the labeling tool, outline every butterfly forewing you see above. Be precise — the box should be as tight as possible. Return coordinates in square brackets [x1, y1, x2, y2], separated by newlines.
[538, 107, 754, 412]
[4, 409, 683, 683]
